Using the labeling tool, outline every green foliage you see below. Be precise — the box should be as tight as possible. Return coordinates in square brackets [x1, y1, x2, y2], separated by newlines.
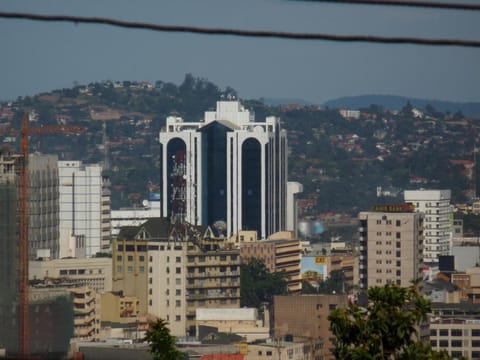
[240, 257, 289, 308]
[144, 318, 184, 360]
[328, 283, 450, 360]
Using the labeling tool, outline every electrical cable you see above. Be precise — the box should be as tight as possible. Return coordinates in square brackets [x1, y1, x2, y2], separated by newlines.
[291, 0, 480, 11]
[0, 11, 479, 48]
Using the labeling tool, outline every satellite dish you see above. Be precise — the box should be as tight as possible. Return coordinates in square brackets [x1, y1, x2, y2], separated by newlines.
[213, 220, 227, 234]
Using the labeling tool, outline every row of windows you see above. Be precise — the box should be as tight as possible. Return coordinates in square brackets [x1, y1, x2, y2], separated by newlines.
[375, 220, 403, 226]
[375, 250, 401, 257]
[149, 277, 182, 285]
[117, 265, 145, 273]
[432, 329, 480, 337]
[187, 255, 238, 262]
[432, 339, 480, 347]
[117, 255, 145, 262]
[375, 269, 401, 275]
[59, 268, 103, 275]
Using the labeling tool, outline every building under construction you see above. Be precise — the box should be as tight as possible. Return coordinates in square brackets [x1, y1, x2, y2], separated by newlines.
[0, 148, 69, 357]
[0, 149, 21, 355]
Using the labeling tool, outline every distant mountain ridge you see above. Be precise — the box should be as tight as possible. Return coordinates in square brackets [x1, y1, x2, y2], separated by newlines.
[323, 95, 480, 118]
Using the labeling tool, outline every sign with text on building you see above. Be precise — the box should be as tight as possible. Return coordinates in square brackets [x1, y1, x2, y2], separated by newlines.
[371, 203, 415, 213]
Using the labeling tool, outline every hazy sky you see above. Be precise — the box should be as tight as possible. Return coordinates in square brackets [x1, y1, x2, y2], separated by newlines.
[1, 0, 480, 104]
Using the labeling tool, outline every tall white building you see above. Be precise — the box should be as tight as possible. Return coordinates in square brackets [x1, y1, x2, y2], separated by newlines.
[110, 197, 161, 237]
[159, 100, 300, 239]
[404, 189, 452, 266]
[58, 161, 110, 257]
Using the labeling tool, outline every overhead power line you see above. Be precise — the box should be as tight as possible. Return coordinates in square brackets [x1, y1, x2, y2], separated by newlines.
[293, 0, 480, 11]
[1, 11, 480, 48]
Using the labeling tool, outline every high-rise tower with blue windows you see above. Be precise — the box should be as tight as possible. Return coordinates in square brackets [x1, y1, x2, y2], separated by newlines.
[159, 100, 299, 239]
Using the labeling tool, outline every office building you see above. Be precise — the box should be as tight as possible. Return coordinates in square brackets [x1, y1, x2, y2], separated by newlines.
[159, 99, 300, 239]
[240, 232, 302, 292]
[358, 205, 424, 289]
[29, 257, 113, 293]
[430, 303, 480, 359]
[404, 190, 452, 266]
[273, 294, 349, 359]
[58, 161, 111, 257]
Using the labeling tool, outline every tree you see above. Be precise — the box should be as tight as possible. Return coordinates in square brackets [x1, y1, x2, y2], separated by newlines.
[240, 257, 289, 308]
[144, 318, 184, 360]
[328, 282, 450, 360]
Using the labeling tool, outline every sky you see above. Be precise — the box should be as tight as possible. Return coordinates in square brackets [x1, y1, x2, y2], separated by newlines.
[1, 0, 480, 104]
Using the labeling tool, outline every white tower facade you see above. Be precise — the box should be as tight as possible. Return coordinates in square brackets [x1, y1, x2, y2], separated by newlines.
[404, 189, 452, 265]
[159, 100, 295, 239]
[58, 161, 109, 257]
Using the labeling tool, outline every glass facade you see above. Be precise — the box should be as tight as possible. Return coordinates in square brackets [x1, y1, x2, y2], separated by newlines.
[242, 138, 261, 234]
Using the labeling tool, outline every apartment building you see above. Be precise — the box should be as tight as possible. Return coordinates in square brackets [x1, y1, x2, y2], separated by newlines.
[185, 236, 241, 336]
[240, 235, 302, 292]
[112, 218, 241, 337]
[358, 206, 424, 289]
[273, 294, 349, 359]
[404, 190, 452, 266]
[430, 303, 480, 359]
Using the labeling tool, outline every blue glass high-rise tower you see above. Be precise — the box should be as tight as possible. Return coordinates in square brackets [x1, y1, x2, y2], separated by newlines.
[159, 100, 295, 239]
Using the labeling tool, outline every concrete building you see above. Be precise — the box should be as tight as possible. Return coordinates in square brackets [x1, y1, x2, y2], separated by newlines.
[273, 294, 349, 359]
[358, 206, 424, 289]
[240, 234, 302, 292]
[184, 235, 241, 336]
[29, 257, 113, 293]
[110, 197, 161, 237]
[100, 291, 140, 323]
[404, 190, 452, 266]
[430, 303, 480, 359]
[245, 340, 319, 360]
[112, 218, 241, 337]
[29, 154, 60, 259]
[58, 161, 110, 257]
[0, 150, 20, 355]
[196, 308, 269, 342]
[159, 99, 301, 239]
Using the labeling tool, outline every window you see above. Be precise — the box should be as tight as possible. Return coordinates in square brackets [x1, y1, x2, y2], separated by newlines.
[149, 256, 153, 262]
[59, 270, 67, 275]
[451, 329, 462, 337]
[329, 304, 337, 310]
[396, 242, 401, 248]
[139, 255, 145, 262]
[473, 329, 480, 337]
[396, 260, 401, 266]
[176, 267, 181, 274]
[396, 251, 401, 257]
[175, 300, 181, 307]
[439, 329, 448, 336]
[430, 340, 437, 347]
[396, 232, 401, 239]
[176, 289, 181, 296]
[117, 265, 122, 273]
[149, 277, 152, 284]
[451, 352, 462, 358]
[175, 315, 181, 321]
[127, 255, 133, 262]
[176, 256, 181, 263]
[139, 266, 145, 273]
[127, 266, 133, 273]
[472, 340, 480, 347]
[376, 220, 381, 224]
[116, 255, 122, 261]
[450, 340, 462, 347]
[396, 220, 401, 226]
[176, 278, 181, 285]
[396, 270, 401, 276]
[439, 340, 448, 347]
